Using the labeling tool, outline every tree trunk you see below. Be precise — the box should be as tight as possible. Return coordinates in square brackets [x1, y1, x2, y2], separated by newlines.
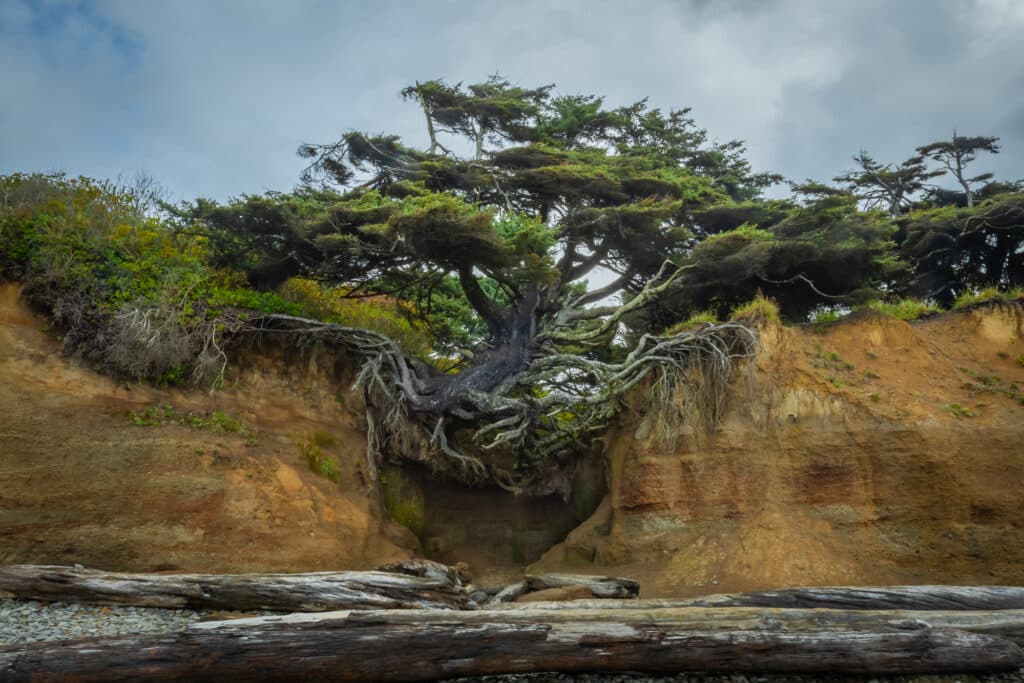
[2, 606, 1023, 681]
[0, 562, 470, 611]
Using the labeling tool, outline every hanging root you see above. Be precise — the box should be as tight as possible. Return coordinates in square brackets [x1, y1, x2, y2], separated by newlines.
[236, 312, 757, 492]
[462, 321, 759, 484]
[106, 302, 238, 387]
[427, 418, 488, 481]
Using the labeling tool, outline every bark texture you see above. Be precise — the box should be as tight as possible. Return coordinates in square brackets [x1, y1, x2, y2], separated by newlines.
[2, 607, 1023, 681]
[0, 561, 469, 611]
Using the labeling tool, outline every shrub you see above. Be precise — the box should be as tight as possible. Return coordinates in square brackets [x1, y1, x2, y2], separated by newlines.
[278, 277, 434, 359]
[0, 173, 305, 384]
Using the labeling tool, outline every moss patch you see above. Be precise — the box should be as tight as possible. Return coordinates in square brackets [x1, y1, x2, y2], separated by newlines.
[381, 464, 426, 535]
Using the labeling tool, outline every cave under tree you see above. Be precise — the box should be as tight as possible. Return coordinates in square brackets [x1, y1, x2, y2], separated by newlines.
[175, 78, 907, 493]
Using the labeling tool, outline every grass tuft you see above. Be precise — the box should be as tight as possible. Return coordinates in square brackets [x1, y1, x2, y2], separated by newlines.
[864, 299, 940, 321]
[729, 293, 780, 324]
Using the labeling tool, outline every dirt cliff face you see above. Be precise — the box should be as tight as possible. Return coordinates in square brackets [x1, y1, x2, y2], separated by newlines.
[5, 281, 1024, 594]
[0, 283, 414, 572]
[533, 303, 1024, 596]
[0, 284, 582, 583]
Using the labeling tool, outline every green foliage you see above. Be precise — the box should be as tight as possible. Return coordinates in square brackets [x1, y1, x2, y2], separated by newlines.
[0, 173, 304, 382]
[809, 308, 844, 325]
[944, 402, 976, 419]
[278, 278, 435, 359]
[127, 404, 256, 443]
[900, 194, 1024, 306]
[953, 286, 1021, 309]
[864, 298, 941, 321]
[299, 431, 341, 484]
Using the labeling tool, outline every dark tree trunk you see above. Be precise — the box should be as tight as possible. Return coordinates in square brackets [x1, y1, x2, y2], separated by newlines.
[416, 287, 540, 415]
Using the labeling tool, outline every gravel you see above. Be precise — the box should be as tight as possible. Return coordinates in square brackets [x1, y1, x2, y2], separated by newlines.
[2, 599, 1023, 682]
[0, 598, 268, 645]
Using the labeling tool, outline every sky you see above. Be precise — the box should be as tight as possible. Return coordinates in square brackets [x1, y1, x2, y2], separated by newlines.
[2, 0, 1023, 203]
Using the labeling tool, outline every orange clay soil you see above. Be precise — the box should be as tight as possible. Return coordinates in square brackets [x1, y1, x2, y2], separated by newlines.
[3, 282, 1024, 595]
[533, 302, 1024, 596]
[0, 283, 415, 573]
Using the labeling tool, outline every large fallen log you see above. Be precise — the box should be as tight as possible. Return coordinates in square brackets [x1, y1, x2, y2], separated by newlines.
[0, 561, 469, 611]
[2, 606, 1023, 681]
[491, 586, 1024, 612]
[682, 585, 1024, 611]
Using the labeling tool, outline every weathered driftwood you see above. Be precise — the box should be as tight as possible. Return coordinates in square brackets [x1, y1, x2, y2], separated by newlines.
[524, 573, 640, 599]
[684, 585, 1024, 610]
[486, 580, 529, 605]
[0, 561, 469, 611]
[2, 606, 1023, 681]
[486, 573, 639, 605]
[490, 586, 1024, 612]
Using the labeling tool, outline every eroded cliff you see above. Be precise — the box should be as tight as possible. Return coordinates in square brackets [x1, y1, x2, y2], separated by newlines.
[533, 302, 1024, 595]
[3, 283, 1024, 595]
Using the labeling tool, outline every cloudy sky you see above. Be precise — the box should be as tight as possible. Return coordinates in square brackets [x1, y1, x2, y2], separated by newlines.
[2, 0, 1023, 202]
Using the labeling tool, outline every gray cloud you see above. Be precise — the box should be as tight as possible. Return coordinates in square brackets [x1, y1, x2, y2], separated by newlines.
[2, 0, 1021, 202]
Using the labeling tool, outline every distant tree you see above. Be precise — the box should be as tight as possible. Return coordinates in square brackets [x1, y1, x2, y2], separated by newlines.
[834, 151, 942, 216]
[899, 193, 1024, 305]
[916, 133, 1000, 208]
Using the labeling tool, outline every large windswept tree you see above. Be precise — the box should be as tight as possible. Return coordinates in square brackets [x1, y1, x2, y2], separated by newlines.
[180, 78, 892, 492]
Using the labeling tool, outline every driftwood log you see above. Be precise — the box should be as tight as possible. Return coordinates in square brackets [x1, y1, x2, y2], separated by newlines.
[2, 606, 1024, 681]
[494, 586, 1024, 612]
[0, 561, 469, 611]
[486, 573, 639, 605]
[681, 585, 1024, 611]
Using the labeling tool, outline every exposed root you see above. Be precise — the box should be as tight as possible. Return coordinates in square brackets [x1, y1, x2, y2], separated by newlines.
[106, 303, 237, 387]
[230, 312, 757, 492]
[426, 418, 487, 481]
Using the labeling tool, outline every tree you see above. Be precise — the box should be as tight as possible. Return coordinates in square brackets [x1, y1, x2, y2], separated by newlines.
[916, 133, 1000, 208]
[834, 151, 942, 217]
[178, 78, 890, 493]
[899, 193, 1024, 305]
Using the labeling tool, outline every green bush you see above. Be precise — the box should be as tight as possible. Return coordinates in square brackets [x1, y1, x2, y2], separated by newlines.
[278, 277, 434, 359]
